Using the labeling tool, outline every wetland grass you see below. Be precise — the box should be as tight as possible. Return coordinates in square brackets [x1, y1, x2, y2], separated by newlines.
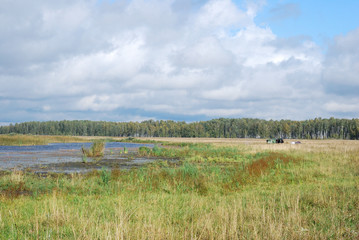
[0, 139, 358, 239]
[0, 134, 87, 146]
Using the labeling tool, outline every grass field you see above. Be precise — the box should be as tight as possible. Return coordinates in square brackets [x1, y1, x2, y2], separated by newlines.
[0, 134, 87, 146]
[0, 136, 358, 239]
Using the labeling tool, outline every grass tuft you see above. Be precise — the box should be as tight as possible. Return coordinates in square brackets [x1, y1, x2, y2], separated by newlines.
[81, 141, 105, 158]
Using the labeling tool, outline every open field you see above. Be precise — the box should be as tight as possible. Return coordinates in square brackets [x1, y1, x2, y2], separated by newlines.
[0, 135, 358, 239]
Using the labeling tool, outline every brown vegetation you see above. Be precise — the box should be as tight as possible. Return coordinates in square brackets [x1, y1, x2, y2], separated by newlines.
[246, 152, 298, 177]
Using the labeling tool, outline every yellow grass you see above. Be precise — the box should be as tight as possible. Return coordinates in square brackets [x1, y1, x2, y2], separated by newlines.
[0, 134, 88, 146]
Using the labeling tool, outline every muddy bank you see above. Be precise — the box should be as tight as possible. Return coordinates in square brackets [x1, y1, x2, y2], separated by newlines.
[31, 151, 176, 174]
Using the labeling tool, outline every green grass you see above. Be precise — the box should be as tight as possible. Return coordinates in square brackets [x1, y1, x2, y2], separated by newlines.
[0, 140, 358, 239]
[139, 143, 249, 164]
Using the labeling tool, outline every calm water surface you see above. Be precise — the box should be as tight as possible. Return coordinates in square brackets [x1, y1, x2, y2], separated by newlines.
[0, 142, 155, 173]
[0, 142, 153, 152]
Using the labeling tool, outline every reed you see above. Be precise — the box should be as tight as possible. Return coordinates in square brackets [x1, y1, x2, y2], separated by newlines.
[81, 140, 105, 157]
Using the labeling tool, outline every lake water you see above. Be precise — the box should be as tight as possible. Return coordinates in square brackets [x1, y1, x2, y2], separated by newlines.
[0, 142, 156, 173]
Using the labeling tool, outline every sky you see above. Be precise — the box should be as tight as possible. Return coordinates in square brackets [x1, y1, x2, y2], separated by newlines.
[0, 0, 358, 124]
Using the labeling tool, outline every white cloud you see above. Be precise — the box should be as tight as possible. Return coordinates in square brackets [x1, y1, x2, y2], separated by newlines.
[195, 0, 250, 29]
[174, 37, 234, 68]
[42, 105, 51, 111]
[0, 0, 357, 122]
[197, 108, 244, 117]
[322, 27, 359, 96]
[324, 101, 359, 113]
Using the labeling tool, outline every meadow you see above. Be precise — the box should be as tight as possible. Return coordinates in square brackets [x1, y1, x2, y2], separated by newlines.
[0, 134, 86, 146]
[0, 135, 358, 239]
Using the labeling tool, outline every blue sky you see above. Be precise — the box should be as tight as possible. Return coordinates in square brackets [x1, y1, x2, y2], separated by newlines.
[0, 0, 358, 124]
[254, 0, 359, 46]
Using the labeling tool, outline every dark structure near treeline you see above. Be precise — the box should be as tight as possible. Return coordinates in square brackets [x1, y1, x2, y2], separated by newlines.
[266, 138, 284, 144]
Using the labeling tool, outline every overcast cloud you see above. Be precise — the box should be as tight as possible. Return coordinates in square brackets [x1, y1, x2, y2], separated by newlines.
[0, 0, 358, 123]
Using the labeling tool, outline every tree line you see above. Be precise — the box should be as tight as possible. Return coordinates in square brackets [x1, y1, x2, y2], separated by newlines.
[0, 118, 358, 139]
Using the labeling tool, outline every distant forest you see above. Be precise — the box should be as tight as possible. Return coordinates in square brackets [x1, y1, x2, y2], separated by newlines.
[0, 118, 359, 140]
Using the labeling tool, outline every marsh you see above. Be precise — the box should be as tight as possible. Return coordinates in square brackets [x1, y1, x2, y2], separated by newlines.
[0, 142, 158, 173]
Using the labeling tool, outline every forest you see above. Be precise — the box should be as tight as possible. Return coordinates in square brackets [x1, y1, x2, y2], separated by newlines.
[0, 118, 358, 139]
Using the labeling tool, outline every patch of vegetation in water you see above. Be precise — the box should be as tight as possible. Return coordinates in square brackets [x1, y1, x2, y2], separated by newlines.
[81, 140, 105, 158]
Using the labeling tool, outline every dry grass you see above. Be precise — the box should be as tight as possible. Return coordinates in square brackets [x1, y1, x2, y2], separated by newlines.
[0, 134, 87, 146]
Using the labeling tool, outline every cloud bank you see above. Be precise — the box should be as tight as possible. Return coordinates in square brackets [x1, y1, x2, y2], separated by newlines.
[0, 0, 358, 122]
